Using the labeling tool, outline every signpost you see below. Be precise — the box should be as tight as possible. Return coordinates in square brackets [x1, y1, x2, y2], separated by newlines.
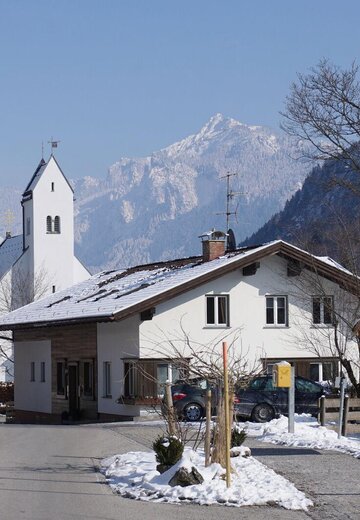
[273, 361, 294, 433]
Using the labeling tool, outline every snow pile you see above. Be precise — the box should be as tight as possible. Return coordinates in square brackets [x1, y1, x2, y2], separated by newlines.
[245, 415, 360, 459]
[101, 447, 312, 510]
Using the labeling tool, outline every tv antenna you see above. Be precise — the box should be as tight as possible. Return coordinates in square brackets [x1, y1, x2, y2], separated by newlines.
[217, 172, 247, 231]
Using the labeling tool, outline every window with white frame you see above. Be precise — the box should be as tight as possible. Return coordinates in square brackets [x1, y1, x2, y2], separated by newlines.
[266, 296, 288, 326]
[206, 295, 229, 326]
[103, 361, 111, 397]
[310, 361, 336, 382]
[312, 296, 334, 325]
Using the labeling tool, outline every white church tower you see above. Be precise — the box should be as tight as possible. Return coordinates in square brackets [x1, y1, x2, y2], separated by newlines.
[20, 154, 89, 298]
[0, 154, 90, 380]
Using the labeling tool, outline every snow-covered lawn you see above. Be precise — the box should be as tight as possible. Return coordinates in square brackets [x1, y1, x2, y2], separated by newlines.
[101, 447, 312, 510]
[245, 414, 360, 459]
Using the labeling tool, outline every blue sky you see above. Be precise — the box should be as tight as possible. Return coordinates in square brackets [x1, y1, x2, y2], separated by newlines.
[1, 0, 360, 187]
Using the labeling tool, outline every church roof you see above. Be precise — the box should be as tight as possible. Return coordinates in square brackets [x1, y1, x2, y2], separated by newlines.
[0, 235, 23, 279]
[0, 240, 357, 330]
[22, 155, 74, 197]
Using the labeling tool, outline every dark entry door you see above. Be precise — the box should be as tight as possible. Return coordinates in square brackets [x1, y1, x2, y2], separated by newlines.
[68, 364, 79, 420]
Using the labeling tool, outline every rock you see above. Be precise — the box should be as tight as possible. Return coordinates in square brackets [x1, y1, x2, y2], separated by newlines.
[156, 463, 172, 474]
[168, 466, 204, 487]
[230, 446, 251, 457]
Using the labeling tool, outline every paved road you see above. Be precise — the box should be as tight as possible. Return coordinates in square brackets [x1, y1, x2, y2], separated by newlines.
[0, 420, 358, 520]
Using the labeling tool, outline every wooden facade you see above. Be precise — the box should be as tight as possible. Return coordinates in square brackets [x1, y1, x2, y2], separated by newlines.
[14, 324, 97, 422]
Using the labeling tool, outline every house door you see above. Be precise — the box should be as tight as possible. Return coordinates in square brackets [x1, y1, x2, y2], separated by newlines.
[68, 364, 80, 420]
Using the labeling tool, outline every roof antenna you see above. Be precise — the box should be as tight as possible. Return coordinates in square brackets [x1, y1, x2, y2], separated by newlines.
[41, 140, 44, 160]
[48, 137, 61, 155]
[216, 172, 246, 232]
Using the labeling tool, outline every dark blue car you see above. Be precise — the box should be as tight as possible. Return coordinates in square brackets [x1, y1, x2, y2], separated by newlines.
[235, 375, 327, 422]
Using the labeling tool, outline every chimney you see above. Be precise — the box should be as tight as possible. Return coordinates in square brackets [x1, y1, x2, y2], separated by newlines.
[5, 231, 11, 239]
[199, 229, 227, 262]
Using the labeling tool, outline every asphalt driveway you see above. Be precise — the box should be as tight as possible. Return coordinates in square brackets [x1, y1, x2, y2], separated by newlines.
[0, 420, 358, 520]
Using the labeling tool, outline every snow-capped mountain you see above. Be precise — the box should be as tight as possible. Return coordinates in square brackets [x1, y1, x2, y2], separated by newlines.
[72, 114, 311, 270]
[1, 114, 311, 271]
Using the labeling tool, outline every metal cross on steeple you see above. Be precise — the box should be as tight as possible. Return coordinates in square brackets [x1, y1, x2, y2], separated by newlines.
[48, 137, 61, 154]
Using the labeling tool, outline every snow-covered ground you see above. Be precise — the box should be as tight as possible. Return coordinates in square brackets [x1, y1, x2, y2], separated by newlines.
[101, 447, 312, 510]
[100, 415, 360, 510]
[244, 414, 360, 459]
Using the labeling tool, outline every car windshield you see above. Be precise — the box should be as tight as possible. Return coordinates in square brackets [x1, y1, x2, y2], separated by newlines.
[249, 378, 266, 390]
[295, 379, 321, 393]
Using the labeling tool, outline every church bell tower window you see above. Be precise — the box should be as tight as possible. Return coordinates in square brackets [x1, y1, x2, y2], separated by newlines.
[54, 216, 61, 233]
[46, 216, 52, 233]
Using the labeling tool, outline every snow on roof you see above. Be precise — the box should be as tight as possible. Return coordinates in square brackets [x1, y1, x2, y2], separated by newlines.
[0, 239, 355, 330]
[23, 158, 47, 194]
[0, 242, 279, 328]
[0, 235, 23, 279]
[315, 255, 354, 276]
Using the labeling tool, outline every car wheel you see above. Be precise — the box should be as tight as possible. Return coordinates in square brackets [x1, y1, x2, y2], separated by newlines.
[184, 403, 204, 421]
[251, 403, 275, 423]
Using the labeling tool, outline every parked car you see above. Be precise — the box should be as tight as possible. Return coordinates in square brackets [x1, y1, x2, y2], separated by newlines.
[234, 375, 328, 422]
[163, 379, 214, 421]
[164, 378, 240, 421]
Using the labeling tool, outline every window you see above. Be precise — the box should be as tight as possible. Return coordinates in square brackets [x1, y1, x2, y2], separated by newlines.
[26, 217, 30, 236]
[206, 295, 229, 326]
[46, 216, 52, 233]
[54, 216, 61, 233]
[103, 361, 111, 397]
[51, 182, 55, 192]
[312, 296, 333, 325]
[310, 361, 336, 382]
[56, 362, 66, 395]
[156, 363, 180, 396]
[30, 361, 35, 382]
[46, 216, 61, 234]
[40, 362, 46, 382]
[83, 361, 94, 398]
[266, 296, 288, 326]
[52, 285, 56, 293]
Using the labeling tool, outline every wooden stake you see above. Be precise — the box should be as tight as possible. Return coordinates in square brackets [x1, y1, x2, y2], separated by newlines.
[204, 384, 212, 467]
[223, 341, 231, 488]
[165, 381, 176, 436]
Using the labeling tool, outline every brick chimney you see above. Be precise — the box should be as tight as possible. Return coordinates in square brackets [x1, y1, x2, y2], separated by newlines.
[199, 229, 227, 262]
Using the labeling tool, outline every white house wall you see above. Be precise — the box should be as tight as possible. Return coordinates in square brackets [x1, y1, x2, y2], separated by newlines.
[139, 254, 358, 370]
[14, 340, 51, 413]
[97, 317, 140, 417]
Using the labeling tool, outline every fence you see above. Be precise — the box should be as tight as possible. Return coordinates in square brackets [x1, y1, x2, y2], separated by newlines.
[318, 396, 360, 436]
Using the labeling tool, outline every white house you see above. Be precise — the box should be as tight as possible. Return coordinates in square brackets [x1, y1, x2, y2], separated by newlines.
[0, 231, 358, 423]
[0, 155, 91, 381]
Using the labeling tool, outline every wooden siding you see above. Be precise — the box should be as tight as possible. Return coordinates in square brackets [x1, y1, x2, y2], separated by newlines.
[14, 324, 97, 419]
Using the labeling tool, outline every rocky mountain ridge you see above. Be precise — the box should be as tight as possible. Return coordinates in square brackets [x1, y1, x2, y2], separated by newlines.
[1, 114, 311, 271]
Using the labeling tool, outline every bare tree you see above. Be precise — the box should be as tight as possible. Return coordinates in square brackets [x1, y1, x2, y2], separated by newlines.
[0, 265, 52, 378]
[141, 324, 261, 466]
[281, 59, 360, 194]
[286, 253, 360, 396]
